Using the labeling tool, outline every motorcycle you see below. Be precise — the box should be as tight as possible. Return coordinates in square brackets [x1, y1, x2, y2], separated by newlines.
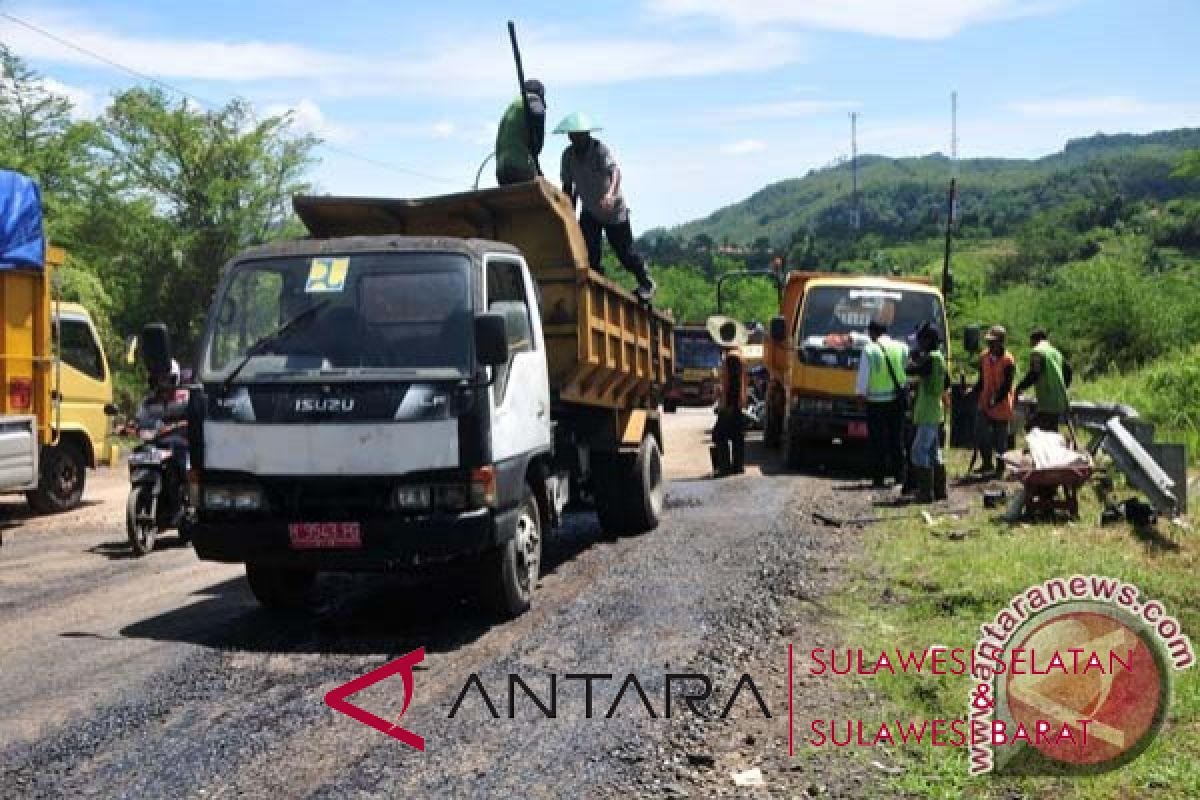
[126, 390, 193, 556]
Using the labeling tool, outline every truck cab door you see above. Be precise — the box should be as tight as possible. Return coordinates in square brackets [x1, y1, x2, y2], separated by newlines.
[484, 254, 552, 465]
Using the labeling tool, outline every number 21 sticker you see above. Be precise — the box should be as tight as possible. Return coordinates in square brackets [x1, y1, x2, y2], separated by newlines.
[306, 258, 350, 293]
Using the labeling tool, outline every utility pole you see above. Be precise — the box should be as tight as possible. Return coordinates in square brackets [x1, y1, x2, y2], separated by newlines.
[950, 91, 959, 228]
[850, 111, 860, 231]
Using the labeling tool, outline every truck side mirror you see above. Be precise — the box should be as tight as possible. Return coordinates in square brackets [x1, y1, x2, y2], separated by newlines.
[769, 315, 787, 343]
[474, 312, 509, 367]
[963, 324, 981, 354]
[140, 323, 172, 374]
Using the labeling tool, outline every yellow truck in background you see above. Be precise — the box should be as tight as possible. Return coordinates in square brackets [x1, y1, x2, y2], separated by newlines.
[765, 272, 949, 468]
[1, 171, 114, 514]
[663, 324, 722, 412]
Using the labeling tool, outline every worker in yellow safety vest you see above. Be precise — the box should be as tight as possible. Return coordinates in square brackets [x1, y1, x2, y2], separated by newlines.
[856, 317, 909, 488]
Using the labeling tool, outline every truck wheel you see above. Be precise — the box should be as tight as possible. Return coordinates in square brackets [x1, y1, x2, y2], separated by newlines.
[27, 441, 87, 514]
[764, 404, 783, 449]
[481, 491, 541, 619]
[592, 453, 630, 536]
[621, 435, 664, 534]
[786, 431, 809, 471]
[245, 563, 315, 611]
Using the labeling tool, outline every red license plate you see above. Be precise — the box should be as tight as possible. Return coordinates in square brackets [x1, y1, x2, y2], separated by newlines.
[848, 422, 869, 439]
[288, 522, 362, 549]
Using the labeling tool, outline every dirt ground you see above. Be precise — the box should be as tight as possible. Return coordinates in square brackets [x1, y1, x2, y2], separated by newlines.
[0, 410, 883, 798]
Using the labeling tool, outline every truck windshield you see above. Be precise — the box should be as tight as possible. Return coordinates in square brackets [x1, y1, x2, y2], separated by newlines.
[798, 286, 944, 347]
[201, 252, 473, 382]
[675, 331, 723, 369]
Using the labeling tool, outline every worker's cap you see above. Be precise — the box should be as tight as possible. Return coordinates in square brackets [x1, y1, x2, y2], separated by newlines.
[983, 324, 1007, 342]
[523, 79, 545, 98]
[553, 111, 602, 134]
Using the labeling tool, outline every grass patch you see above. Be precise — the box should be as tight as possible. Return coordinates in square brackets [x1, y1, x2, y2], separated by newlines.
[829, 450, 1199, 799]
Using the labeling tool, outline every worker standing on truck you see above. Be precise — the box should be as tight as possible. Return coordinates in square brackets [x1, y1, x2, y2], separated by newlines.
[972, 324, 1016, 477]
[1014, 327, 1071, 432]
[856, 317, 909, 488]
[495, 79, 546, 185]
[711, 329, 746, 476]
[555, 112, 656, 302]
[908, 323, 948, 503]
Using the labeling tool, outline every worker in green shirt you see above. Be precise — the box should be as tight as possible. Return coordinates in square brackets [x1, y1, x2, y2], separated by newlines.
[1015, 327, 1072, 432]
[908, 323, 949, 503]
[495, 79, 546, 185]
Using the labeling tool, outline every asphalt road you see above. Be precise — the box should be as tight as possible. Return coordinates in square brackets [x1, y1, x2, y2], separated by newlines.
[0, 410, 873, 798]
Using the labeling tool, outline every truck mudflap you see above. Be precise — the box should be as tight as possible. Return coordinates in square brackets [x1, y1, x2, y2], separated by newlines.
[191, 506, 521, 571]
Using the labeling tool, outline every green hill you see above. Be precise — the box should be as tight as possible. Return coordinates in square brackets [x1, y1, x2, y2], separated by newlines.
[652, 129, 1200, 250]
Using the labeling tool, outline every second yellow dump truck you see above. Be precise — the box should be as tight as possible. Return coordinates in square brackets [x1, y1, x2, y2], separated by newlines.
[2, 171, 113, 515]
[184, 179, 673, 615]
[765, 271, 949, 468]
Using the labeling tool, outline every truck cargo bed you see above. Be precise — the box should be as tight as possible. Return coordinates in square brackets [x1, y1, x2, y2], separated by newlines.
[294, 179, 673, 411]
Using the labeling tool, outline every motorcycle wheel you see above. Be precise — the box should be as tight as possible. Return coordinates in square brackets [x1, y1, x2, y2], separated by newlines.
[126, 486, 158, 556]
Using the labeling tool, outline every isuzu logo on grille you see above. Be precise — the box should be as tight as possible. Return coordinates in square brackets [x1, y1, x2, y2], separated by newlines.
[295, 397, 356, 413]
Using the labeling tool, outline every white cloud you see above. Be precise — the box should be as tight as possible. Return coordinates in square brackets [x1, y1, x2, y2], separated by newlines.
[5, 9, 804, 99]
[37, 77, 101, 118]
[1009, 95, 1186, 117]
[728, 99, 860, 120]
[3, 11, 354, 81]
[648, 0, 1069, 40]
[431, 121, 456, 139]
[263, 99, 354, 142]
[720, 138, 768, 156]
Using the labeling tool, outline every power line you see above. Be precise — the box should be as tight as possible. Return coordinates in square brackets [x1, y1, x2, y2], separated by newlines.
[0, 11, 459, 185]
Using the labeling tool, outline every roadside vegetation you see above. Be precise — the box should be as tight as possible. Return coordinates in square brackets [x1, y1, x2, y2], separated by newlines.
[830, 449, 1199, 799]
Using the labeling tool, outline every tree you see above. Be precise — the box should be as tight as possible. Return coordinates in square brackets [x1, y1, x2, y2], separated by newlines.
[82, 88, 320, 350]
[1173, 150, 1200, 179]
[0, 44, 90, 221]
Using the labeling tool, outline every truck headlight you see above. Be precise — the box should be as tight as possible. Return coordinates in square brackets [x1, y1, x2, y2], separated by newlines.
[204, 486, 263, 511]
[232, 488, 263, 511]
[204, 488, 233, 510]
[393, 485, 432, 511]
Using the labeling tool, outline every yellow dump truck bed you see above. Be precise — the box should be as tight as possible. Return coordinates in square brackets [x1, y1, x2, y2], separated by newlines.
[0, 245, 56, 442]
[294, 179, 673, 411]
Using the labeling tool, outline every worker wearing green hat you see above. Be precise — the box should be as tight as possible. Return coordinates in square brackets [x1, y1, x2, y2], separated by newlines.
[554, 112, 655, 301]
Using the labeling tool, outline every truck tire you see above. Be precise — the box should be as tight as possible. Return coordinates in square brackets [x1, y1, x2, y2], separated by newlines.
[786, 431, 809, 471]
[764, 404, 783, 449]
[594, 436, 664, 537]
[481, 491, 541, 619]
[592, 453, 630, 536]
[245, 563, 315, 611]
[621, 435, 664, 534]
[27, 441, 87, 514]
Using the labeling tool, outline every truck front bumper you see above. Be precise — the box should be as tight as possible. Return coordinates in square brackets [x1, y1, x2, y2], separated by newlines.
[191, 507, 519, 571]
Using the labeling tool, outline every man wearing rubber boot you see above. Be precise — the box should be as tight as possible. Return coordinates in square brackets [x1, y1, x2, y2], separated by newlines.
[908, 323, 949, 503]
[971, 325, 1016, 478]
[710, 328, 746, 477]
[856, 317, 909, 489]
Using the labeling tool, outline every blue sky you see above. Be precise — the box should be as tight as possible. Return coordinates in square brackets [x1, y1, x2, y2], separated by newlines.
[3, 0, 1199, 231]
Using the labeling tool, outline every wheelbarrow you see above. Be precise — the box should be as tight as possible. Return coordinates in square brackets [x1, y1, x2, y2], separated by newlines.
[1010, 463, 1094, 519]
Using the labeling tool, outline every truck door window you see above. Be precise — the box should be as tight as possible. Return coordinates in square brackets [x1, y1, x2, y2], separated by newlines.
[486, 259, 534, 356]
[58, 318, 106, 381]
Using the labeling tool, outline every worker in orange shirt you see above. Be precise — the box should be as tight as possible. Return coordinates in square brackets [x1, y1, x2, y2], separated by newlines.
[971, 325, 1016, 478]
